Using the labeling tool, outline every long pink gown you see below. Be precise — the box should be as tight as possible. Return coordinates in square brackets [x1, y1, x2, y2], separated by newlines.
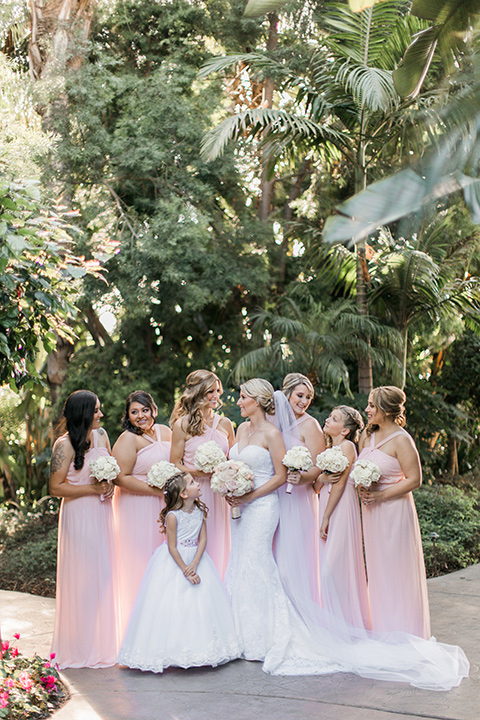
[358, 430, 430, 639]
[182, 415, 230, 577]
[113, 427, 170, 637]
[317, 446, 371, 630]
[51, 430, 119, 669]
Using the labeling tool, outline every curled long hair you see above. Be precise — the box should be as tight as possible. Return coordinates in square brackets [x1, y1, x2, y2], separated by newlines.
[158, 472, 208, 533]
[60, 390, 98, 470]
[169, 370, 223, 437]
[241, 378, 275, 415]
[325, 405, 364, 448]
[366, 386, 406, 436]
[282, 373, 315, 400]
[121, 390, 158, 435]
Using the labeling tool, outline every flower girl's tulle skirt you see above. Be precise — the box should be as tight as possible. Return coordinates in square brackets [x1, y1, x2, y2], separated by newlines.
[117, 544, 240, 672]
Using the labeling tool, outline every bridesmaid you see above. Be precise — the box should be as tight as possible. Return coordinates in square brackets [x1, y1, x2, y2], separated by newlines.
[49, 390, 118, 668]
[314, 406, 371, 630]
[276, 373, 325, 604]
[170, 370, 234, 577]
[112, 390, 171, 636]
[358, 385, 430, 639]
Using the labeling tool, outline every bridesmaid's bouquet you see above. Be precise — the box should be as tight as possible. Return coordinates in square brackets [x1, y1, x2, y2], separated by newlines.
[210, 460, 254, 519]
[89, 455, 120, 501]
[193, 441, 227, 474]
[147, 461, 178, 489]
[350, 458, 381, 489]
[315, 446, 350, 475]
[282, 446, 313, 494]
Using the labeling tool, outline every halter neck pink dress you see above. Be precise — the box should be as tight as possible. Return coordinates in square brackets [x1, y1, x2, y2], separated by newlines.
[51, 430, 119, 668]
[182, 414, 230, 577]
[113, 426, 171, 637]
[358, 430, 430, 639]
[317, 444, 371, 630]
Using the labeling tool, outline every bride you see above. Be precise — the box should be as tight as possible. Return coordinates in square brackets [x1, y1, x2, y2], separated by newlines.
[225, 378, 469, 689]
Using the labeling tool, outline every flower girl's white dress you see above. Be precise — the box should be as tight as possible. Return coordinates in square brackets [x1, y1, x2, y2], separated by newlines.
[117, 506, 240, 672]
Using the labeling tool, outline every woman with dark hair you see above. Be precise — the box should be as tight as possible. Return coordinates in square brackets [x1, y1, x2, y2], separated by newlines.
[112, 390, 172, 636]
[170, 370, 234, 576]
[357, 385, 429, 638]
[50, 390, 118, 668]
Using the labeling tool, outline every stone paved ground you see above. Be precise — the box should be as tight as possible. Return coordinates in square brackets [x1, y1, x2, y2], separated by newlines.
[1, 564, 479, 720]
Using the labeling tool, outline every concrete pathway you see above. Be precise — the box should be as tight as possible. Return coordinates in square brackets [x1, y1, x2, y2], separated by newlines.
[1, 564, 479, 720]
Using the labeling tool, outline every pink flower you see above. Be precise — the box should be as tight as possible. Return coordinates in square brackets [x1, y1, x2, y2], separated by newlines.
[13, 633, 20, 640]
[1, 642, 9, 652]
[50, 653, 56, 660]
[4, 679, 14, 689]
[11, 647, 18, 658]
[18, 671, 33, 691]
[0, 692, 9, 708]
[43, 661, 51, 668]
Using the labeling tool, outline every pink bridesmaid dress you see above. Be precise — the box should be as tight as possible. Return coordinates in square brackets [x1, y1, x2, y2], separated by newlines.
[358, 431, 430, 639]
[113, 427, 170, 636]
[182, 415, 230, 577]
[51, 430, 119, 668]
[317, 449, 371, 630]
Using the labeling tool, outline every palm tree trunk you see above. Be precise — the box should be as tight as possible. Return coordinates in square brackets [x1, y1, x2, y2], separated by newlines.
[259, 13, 278, 221]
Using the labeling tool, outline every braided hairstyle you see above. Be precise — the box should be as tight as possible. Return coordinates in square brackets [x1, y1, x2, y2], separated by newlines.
[329, 405, 364, 447]
[158, 472, 208, 533]
[61, 390, 98, 470]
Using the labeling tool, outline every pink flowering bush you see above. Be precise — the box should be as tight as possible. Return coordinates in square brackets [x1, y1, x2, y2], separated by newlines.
[0, 635, 66, 718]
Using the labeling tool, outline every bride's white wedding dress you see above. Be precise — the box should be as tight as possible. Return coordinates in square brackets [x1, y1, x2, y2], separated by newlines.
[225, 443, 469, 689]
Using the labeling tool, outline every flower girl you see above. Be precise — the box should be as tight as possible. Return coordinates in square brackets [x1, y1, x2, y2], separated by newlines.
[314, 406, 371, 630]
[117, 472, 240, 672]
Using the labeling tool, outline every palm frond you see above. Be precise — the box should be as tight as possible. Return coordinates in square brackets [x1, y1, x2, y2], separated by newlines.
[336, 61, 398, 112]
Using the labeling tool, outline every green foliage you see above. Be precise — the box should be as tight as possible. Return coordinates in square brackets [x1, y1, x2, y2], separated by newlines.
[416, 484, 480, 576]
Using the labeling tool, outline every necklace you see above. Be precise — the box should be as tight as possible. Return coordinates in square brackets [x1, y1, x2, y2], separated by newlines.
[248, 420, 267, 438]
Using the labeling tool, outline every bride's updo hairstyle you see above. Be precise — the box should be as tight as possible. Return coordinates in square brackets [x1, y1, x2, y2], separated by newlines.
[282, 373, 314, 400]
[241, 378, 275, 415]
[325, 405, 364, 448]
[170, 369, 223, 437]
[366, 385, 406, 436]
[121, 390, 158, 435]
[158, 471, 208, 532]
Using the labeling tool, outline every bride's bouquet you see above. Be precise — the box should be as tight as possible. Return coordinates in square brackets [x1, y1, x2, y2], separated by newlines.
[315, 446, 350, 475]
[282, 446, 313, 494]
[194, 441, 227, 474]
[350, 458, 381, 489]
[210, 460, 254, 519]
[90, 455, 120, 501]
[147, 461, 178, 489]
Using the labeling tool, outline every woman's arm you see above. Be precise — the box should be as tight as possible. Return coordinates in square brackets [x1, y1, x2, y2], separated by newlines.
[166, 513, 200, 584]
[287, 416, 325, 486]
[360, 433, 422, 505]
[170, 419, 204, 477]
[218, 416, 235, 449]
[317, 441, 355, 539]
[49, 437, 110, 499]
[112, 432, 164, 496]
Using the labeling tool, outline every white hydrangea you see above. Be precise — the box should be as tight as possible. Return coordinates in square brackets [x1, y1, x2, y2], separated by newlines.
[193, 441, 227, 474]
[282, 446, 313, 471]
[89, 455, 120, 482]
[350, 459, 382, 488]
[315, 446, 350, 474]
[147, 461, 178, 489]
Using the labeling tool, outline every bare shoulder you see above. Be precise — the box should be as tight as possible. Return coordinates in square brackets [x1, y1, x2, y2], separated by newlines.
[166, 512, 177, 529]
[218, 416, 234, 431]
[50, 435, 74, 474]
[94, 428, 110, 449]
[157, 423, 172, 441]
[358, 429, 369, 451]
[394, 430, 417, 453]
[113, 430, 139, 452]
[302, 414, 324, 435]
[340, 439, 356, 461]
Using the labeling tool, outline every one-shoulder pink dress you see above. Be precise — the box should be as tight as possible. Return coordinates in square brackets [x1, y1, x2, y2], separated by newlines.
[317, 446, 371, 630]
[51, 430, 119, 668]
[182, 415, 230, 578]
[113, 426, 171, 636]
[358, 431, 430, 639]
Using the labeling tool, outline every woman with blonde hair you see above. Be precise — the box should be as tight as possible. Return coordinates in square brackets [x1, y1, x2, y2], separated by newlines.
[170, 369, 234, 576]
[357, 385, 430, 638]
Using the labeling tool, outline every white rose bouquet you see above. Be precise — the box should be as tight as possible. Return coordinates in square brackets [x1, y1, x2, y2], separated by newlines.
[350, 458, 381, 489]
[193, 441, 227, 474]
[90, 455, 120, 501]
[316, 446, 350, 475]
[282, 446, 313, 494]
[147, 461, 178, 489]
[210, 460, 255, 519]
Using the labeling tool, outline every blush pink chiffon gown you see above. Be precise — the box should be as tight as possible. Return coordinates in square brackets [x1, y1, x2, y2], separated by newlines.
[317, 447, 371, 630]
[113, 426, 170, 637]
[182, 414, 230, 578]
[358, 430, 430, 639]
[51, 430, 119, 668]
